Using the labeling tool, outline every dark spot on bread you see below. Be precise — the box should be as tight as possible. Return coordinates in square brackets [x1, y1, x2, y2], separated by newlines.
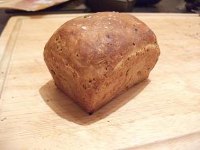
[82, 84, 87, 89]
[126, 69, 130, 76]
[106, 34, 110, 38]
[89, 112, 93, 115]
[137, 71, 141, 75]
[156, 58, 159, 62]
[65, 63, 69, 66]
[50, 69, 55, 75]
[132, 42, 135, 46]
[104, 74, 108, 78]
[57, 48, 63, 54]
[107, 42, 113, 46]
[135, 28, 138, 32]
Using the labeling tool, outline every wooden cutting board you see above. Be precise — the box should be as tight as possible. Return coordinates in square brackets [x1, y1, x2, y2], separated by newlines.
[0, 14, 200, 150]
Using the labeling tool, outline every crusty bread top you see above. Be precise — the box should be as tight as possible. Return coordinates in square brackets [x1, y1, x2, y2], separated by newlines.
[45, 12, 158, 79]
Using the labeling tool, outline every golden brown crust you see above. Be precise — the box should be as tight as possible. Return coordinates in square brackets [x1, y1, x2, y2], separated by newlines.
[44, 12, 160, 113]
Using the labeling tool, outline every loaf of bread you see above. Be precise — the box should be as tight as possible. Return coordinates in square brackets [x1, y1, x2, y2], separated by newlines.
[44, 12, 160, 113]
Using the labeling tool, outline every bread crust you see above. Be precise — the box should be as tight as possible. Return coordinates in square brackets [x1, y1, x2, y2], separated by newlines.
[44, 12, 160, 113]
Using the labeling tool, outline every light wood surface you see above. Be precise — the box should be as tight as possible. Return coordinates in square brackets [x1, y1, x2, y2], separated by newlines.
[0, 14, 200, 150]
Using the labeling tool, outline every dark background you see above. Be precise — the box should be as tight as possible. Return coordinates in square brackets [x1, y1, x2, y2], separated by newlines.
[0, 0, 188, 35]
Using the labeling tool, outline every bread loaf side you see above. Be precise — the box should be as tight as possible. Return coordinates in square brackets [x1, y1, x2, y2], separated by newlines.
[44, 12, 160, 113]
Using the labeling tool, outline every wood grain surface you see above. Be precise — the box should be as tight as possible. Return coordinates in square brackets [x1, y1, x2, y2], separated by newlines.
[0, 14, 200, 150]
